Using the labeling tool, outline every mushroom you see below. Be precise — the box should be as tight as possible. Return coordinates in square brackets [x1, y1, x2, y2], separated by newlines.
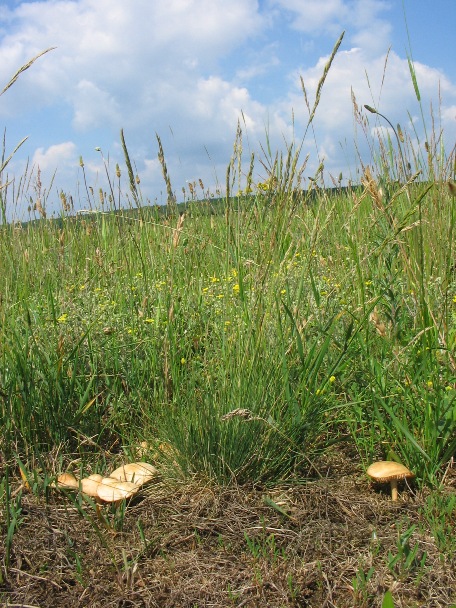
[96, 480, 139, 503]
[87, 473, 104, 483]
[56, 472, 79, 490]
[100, 476, 120, 486]
[367, 461, 415, 501]
[80, 476, 103, 499]
[77, 476, 108, 519]
[109, 462, 158, 487]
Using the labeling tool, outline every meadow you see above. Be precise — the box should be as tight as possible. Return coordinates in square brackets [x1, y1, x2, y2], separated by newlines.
[0, 39, 455, 607]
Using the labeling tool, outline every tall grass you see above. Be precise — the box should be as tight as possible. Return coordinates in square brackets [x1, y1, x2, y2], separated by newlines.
[0, 39, 455, 490]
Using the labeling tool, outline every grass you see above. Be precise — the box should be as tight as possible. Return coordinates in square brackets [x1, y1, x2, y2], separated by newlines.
[0, 37, 455, 606]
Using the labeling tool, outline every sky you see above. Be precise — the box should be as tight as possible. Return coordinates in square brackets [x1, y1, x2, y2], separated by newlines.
[0, 0, 455, 219]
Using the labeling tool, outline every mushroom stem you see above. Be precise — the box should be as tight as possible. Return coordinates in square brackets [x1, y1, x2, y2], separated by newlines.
[390, 479, 398, 501]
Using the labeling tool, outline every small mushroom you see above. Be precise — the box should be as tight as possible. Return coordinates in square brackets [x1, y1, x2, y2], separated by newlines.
[97, 480, 139, 503]
[100, 476, 120, 485]
[80, 476, 103, 498]
[56, 472, 79, 490]
[367, 461, 415, 501]
[109, 462, 158, 487]
[87, 473, 104, 483]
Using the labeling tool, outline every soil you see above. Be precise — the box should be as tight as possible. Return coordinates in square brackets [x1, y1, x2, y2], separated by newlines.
[1, 453, 455, 608]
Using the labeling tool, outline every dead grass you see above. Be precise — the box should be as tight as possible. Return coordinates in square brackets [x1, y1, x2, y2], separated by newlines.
[1, 451, 455, 607]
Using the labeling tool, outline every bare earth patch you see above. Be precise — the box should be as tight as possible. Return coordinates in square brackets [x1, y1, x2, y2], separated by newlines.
[1, 457, 455, 607]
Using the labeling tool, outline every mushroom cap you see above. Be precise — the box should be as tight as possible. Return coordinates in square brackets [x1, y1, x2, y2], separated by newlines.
[100, 476, 122, 486]
[109, 462, 158, 486]
[56, 472, 79, 490]
[96, 480, 139, 503]
[367, 461, 414, 482]
[80, 477, 102, 498]
[87, 473, 103, 482]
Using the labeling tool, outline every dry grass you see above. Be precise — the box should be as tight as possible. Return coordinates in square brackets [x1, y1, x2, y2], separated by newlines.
[1, 450, 455, 608]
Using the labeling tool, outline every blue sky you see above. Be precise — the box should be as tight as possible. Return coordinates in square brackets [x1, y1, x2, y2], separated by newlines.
[0, 0, 455, 219]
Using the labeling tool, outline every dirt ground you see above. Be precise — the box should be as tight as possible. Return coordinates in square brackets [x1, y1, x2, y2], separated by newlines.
[1, 454, 455, 608]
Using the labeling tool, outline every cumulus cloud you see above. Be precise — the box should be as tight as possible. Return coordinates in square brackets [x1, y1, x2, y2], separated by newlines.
[277, 45, 456, 177]
[32, 141, 77, 171]
[72, 80, 122, 131]
[271, 0, 348, 34]
[0, 0, 454, 216]
[272, 0, 392, 56]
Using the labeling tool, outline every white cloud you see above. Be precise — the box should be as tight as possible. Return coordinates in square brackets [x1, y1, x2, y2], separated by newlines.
[32, 141, 77, 171]
[271, 0, 392, 56]
[72, 80, 122, 131]
[271, 0, 348, 34]
[276, 46, 456, 180]
[0, 0, 455, 215]
[0, 0, 265, 120]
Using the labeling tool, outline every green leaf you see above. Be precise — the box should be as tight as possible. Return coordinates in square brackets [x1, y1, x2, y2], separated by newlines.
[382, 590, 395, 608]
[263, 495, 291, 518]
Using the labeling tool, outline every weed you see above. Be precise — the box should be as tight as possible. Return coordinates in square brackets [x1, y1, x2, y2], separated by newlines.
[386, 523, 427, 582]
[420, 492, 456, 557]
[1, 466, 24, 579]
[351, 565, 375, 607]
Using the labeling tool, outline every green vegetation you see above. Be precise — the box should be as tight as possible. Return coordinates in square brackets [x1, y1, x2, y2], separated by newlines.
[0, 36, 455, 607]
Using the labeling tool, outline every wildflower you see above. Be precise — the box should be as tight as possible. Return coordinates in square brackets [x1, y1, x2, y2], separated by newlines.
[181, 358, 186, 365]
[211, 276, 220, 283]
[329, 376, 336, 384]
[233, 284, 240, 293]
[427, 381, 433, 388]
[144, 318, 154, 323]
[280, 289, 286, 295]
[79, 284, 86, 291]
[453, 295, 456, 304]
[57, 313, 68, 323]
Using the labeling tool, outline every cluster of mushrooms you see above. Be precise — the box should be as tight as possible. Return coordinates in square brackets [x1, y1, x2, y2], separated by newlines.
[56, 462, 158, 504]
[55, 459, 414, 505]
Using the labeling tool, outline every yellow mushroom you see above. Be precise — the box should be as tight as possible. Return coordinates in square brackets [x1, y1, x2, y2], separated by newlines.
[56, 472, 79, 490]
[367, 461, 415, 501]
[87, 473, 103, 483]
[96, 480, 139, 503]
[109, 462, 158, 487]
[80, 477, 103, 499]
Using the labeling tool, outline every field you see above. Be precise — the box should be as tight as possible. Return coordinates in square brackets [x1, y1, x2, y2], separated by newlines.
[0, 44, 455, 607]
